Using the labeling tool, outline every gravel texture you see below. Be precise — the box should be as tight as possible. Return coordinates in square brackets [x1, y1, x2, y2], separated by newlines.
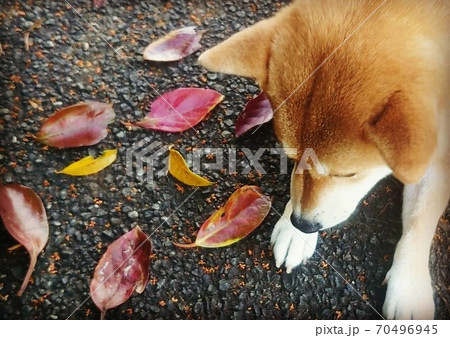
[0, 0, 448, 319]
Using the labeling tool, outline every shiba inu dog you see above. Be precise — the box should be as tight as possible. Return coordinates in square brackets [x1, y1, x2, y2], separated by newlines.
[199, 0, 449, 319]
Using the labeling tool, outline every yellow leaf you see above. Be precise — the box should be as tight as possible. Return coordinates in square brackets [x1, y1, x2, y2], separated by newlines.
[168, 147, 214, 187]
[56, 149, 117, 176]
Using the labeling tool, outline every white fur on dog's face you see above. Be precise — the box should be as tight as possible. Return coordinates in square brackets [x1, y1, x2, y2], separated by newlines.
[295, 166, 392, 229]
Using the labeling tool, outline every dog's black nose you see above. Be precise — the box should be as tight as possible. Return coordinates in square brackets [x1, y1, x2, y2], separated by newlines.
[290, 213, 322, 233]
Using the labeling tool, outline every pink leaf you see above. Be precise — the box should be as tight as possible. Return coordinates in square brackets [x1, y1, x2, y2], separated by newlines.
[0, 184, 49, 296]
[90, 226, 151, 319]
[37, 101, 115, 148]
[134, 88, 223, 132]
[235, 92, 273, 137]
[143, 26, 205, 62]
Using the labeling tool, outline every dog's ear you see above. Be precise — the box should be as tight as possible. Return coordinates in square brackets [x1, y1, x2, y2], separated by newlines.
[364, 92, 437, 184]
[198, 18, 276, 84]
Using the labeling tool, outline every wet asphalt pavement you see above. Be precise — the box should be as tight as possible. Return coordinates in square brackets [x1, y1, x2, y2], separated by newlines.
[0, 0, 448, 319]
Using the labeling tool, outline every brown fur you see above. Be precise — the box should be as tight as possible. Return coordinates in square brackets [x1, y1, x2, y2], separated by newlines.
[199, 0, 449, 318]
[199, 0, 449, 210]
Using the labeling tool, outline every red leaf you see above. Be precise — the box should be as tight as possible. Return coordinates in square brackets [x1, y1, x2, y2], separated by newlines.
[90, 226, 151, 319]
[143, 26, 205, 62]
[37, 101, 115, 148]
[174, 186, 271, 248]
[134, 88, 223, 132]
[235, 92, 273, 137]
[0, 184, 49, 296]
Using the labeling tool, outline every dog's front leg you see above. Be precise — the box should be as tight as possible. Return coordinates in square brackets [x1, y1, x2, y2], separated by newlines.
[271, 199, 318, 273]
[383, 164, 450, 319]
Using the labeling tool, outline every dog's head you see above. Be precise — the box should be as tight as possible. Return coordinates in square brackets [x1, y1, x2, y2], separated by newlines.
[199, 2, 437, 232]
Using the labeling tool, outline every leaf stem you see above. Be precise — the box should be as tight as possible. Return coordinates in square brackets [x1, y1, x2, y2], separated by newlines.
[172, 241, 197, 249]
[25, 132, 38, 140]
[119, 120, 135, 129]
[17, 252, 37, 296]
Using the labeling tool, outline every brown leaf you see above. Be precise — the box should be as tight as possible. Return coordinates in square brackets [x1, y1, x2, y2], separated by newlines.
[37, 101, 115, 149]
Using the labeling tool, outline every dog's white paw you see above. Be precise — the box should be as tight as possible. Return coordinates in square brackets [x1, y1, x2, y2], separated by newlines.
[382, 259, 435, 319]
[271, 201, 318, 273]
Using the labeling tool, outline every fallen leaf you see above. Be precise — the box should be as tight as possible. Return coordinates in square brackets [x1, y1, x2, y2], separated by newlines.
[29, 19, 43, 31]
[24, 20, 42, 52]
[37, 101, 115, 148]
[56, 149, 117, 176]
[93, 0, 107, 9]
[174, 185, 271, 248]
[0, 184, 49, 296]
[24, 31, 30, 51]
[168, 147, 213, 187]
[236, 92, 273, 137]
[143, 26, 205, 62]
[90, 226, 151, 320]
[134, 88, 223, 132]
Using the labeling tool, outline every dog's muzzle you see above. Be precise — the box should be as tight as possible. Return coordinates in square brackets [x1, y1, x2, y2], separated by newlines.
[290, 212, 322, 233]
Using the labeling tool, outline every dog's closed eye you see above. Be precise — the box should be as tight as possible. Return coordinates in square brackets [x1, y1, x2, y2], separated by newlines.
[330, 172, 357, 178]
